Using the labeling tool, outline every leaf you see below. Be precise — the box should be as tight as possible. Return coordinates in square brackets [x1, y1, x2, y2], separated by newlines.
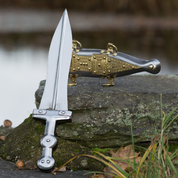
[103, 167, 115, 178]
[51, 166, 67, 175]
[53, 166, 66, 172]
[0, 136, 5, 140]
[89, 173, 107, 178]
[109, 145, 142, 172]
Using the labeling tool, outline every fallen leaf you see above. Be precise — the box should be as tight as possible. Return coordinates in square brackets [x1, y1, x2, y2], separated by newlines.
[168, 152, 172, 157]
[51, 170, 57, 175]
[109, 145, 142, 172]
[0, 136, 5, 140]
[89, 173, 107, 178]
[17, 160, 37, 170]
[53, 166, 66, 172]
[103, 167, 115, 178]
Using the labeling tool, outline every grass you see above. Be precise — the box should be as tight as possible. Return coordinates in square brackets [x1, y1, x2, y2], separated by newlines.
[58, 95, 178, 178]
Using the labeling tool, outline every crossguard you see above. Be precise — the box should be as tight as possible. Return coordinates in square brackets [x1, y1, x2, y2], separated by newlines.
[33, 109, 72, 171]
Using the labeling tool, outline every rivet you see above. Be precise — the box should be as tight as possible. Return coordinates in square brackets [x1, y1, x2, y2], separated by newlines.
[149, 64, 154, 70]
[47, 160, 50, 164]
[39, 110, 42, 113]
[93, 56, 96, 59]
[46, 139, 50, 142]
[103, 56, 106, 59]
[80, 62, 82, 65]
[98, 63, 101, 66]
[132, 66, 135, 69]
[41, 160, 45, 163]
[123, 65, 125, 68]
[88, 68, 91, 70]
[108, 59, 111, 62]
[73, 68, 75, 71]
[88, 58, 91, 61]
[77, 67, 80, 70]
[77, 57, 80, 60]
[108, 70, 110, 73]
[94, 71, 96, 73]
[72, 55, 75, 58]
[103, 71, 105, 74]
[61, 111, 66, 114]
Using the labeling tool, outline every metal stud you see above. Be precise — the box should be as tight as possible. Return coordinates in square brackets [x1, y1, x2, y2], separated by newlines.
[46, 139, 50, 142]
[62, 111, 66, 114]
[149, 64, 154, 70]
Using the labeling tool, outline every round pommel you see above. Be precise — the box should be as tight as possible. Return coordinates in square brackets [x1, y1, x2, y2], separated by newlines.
[146, 59, 161, 74]
[37, 156, 55, 171]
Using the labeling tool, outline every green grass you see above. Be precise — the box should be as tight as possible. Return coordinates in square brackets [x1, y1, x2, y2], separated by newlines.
[58, 95, 178, 178]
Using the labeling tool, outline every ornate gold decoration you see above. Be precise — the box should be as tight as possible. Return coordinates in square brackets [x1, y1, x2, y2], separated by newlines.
[100, 43, 117, 56]
[68, 74, 79, 86]
[102, 75, 117, 86]
[72, 40, 82, 53]
[69, 40, 142, 86]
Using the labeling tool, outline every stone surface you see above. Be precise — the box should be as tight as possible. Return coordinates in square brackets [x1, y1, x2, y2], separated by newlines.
[0, 158, 89, 178]
[0, 75, 178, 170]
[36, 75, 178, 147]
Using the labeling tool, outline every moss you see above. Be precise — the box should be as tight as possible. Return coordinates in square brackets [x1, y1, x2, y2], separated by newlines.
[92, 148, 111, 155]
[74, 149, 80, 153]
[57, 159, 63, 167]
[89, 158, 95, 167]
[3, 153, 7, 158]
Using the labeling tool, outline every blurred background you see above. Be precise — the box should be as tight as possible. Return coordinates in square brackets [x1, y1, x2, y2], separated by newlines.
[0, 0, 178, 127]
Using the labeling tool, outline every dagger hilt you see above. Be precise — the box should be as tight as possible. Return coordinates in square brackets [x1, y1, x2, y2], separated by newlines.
[33, 109, 72, 171]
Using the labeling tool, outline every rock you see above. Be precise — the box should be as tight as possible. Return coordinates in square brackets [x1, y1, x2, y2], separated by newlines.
[0, 75, 178, 170]
[0, 126, 13, 137]
[0, 115, 104, 171]
[36, 75, 178, 147]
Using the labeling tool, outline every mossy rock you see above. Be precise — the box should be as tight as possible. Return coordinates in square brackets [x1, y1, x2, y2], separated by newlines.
[0, 115, 105, 171]
[0, 75, 178, 171]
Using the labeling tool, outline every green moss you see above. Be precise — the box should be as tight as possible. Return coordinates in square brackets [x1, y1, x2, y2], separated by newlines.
[35, 126, 43, 130]
[74, 149, 80, 152]
[57, 159, 63, 167]
[3, 153, 7, 158]
[92, 148, 111, 155]
[89, 158, 95, 167]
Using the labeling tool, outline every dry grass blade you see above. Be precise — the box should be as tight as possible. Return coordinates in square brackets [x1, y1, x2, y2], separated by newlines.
[58, 153, 126, 178]
[136, 135, 161, 178]
[151, 142, 157, 161]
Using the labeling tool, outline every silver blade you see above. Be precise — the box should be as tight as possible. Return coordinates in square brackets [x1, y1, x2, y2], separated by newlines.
[39, 9, 72, 110]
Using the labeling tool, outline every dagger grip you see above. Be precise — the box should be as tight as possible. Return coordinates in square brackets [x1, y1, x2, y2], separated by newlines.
[33, 109, 72, 171]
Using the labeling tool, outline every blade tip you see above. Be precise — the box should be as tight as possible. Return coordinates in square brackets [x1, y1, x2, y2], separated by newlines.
[64, 9, 68, 15]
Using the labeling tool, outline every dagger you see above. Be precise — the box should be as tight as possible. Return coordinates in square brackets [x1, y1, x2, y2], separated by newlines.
[33, 9, 72, 171]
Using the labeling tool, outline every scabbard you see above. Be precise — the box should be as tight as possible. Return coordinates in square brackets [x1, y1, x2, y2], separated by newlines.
[69, 41, 161, 86]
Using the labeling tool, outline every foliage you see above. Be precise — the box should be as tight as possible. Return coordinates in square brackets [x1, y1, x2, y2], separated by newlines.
[56, 96, 178, 177]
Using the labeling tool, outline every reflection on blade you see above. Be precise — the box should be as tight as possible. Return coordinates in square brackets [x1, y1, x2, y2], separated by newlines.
[39, 9, 72, 111]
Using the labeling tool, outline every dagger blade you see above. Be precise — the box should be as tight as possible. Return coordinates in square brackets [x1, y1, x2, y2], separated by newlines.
[33, 9, 72, 171]
[39, 9, 72, 111]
